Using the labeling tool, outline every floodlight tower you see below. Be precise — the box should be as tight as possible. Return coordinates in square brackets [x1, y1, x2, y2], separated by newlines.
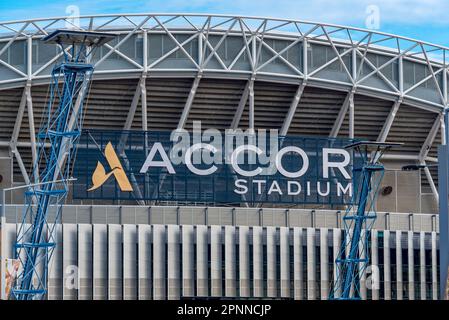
[329, 141, 401, 300]
[11, 30, 116, 300]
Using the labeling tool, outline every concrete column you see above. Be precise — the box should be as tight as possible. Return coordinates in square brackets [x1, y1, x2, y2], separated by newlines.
[320, 228, 329, 300]
[93, 224, 107, 300]
[182, 225, 194, 297]
[239, 226, 250, 297]
[371, 230, 379, 300]
[431, 231, 438, 300]
[63, 224, 78, 300]
[225, 226, 236, 297]
[420, 232, 426, 300]
[332, 228, 342, 299]
[384, 230, 391, 300]
[396, 230, 403, 300]
[78, 224, 93, 300]
[197, 225, 208, 297]
[307, 227, 316, 300]
[153, 225, 166, 300]
[211, 225, 222, 297]
[138, 224, 152, 300]
[294, 228, 304, 300]
[267, 226, 277, 298]
[408, 231, 415, 300]
[48, 224, 63, 300]
[168, 225, 180, 300]
[253, 226, 263, 297]
[280, 227, 290, 298]
[123, 225, 137, 300]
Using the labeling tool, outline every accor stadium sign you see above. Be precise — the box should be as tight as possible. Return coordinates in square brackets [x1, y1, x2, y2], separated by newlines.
[73, 125, 358, 205]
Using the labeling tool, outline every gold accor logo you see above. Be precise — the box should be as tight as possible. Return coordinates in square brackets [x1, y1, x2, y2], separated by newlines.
[87, 142, 133, 192]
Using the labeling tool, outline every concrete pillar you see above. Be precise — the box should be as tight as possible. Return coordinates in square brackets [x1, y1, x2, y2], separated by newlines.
[225, 226, 236, 297]
[63, 224, 78, 300]
[93, 224, 107, 300]
[384, 230, 391, 300]
[182, 225, 194, 297]
[420, 232, 426, 300]
[332, 228, 342, 299]
[211, 225, 222, 297]
[280, 227, 290, 298]
[123, 225, 137, 300]
[396, 230, 403, 300]
[408, 231, 415, 300]
[153, 225, 166, 300]
[307, 227, 316, 300]
[253, 226, 263, 297]
[48, 224, 63, 300]
[267, 226, 277, 298]
[371, 230, 379, 300]
[294, 228, 304, 300]
[239, 226, 250, 297]
[168, 225, 180, 300]
[138, 224, 152, 300]
[197, 225, 208, 297]
[431, 231, 438, 300]
[320, 228, 329, 300]
[78, 224, 93, 300]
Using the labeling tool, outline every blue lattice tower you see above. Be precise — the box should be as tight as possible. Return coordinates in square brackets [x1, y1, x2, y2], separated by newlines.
[329, 141, 402, 300]
[11, 30, 116, 300]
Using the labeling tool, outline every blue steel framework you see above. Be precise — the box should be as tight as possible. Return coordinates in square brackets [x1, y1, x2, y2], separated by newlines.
[10, 30, 115, 300]
[330, 141, 400, 300]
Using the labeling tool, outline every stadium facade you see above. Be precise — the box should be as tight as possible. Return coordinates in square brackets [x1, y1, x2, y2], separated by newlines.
[0, 13, 447, 300]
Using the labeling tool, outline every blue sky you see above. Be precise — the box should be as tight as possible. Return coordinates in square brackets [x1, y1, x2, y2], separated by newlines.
[0, 0, 448, 47]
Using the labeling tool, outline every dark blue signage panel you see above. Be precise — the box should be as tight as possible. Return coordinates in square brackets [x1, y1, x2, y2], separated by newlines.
[73, 130, 358, 205]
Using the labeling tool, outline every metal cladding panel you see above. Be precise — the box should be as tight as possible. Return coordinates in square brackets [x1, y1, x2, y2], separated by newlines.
[320, 228, 329, 300]
[93, 224, 107, 300]
[225, 226, 236, 297]
[123, 224, 137, 300]
[48, 224, 63, 300]
[153, 224, 166, 300]
[431, 232, 438, 300]
[108, 224, 123, 300]
[280, 227, 290, 298]
[383, 230, 391, 300]
[293, 227, 304, 300]
[266, 226, 277, 298]
[138, 224, 152, 300]
[62, 224, 78, 300]
[182, 225, 194, 297]
[252, 226, 263, 297]
[78, 224, 93, 300]
[239, 226, 250, 297]
[167, 225, 180, 300]
[371, 230, 379, 300]
[210, 225, 222, 297]
[419, 232, 426, 300]
[196, 225, 208, 297]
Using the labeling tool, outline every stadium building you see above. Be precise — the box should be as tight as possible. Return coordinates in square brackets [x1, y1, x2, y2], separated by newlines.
[0, 14, 447, 300]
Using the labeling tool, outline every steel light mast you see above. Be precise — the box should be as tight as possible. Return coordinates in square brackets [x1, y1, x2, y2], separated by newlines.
[329, 141, 401, 300]
[11, 30, 116, 300]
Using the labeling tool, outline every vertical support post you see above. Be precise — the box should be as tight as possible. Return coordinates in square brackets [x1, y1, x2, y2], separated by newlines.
[141, 76, 147, 131]
[25, 82, 38, 183]
[349, 91, 355, 139]
[302, 38, 308, 79]
[248, 77, 255, 133]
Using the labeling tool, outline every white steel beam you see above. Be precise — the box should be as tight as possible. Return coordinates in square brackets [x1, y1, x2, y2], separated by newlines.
[248, 77, 255, 133]
[25, 82, 38, 183]
[348, 91, 354, 139]
[177, 75, 201, 129]
[141, 76, 148, 131]
[377, 99, 401, 142]
[10, 87, 27, 146]
[329, 91, 353, 138]
[10, 147, 31, 185]
[280, 82, 306, 136]
[231, 79, 251, 129]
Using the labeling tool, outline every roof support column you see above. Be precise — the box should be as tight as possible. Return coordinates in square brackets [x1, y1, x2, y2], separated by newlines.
[348, 91, 354, 139]
[248, 76, 255, 133]
[231, 79, 252, 129]
[178, 74, 201, 129]
[377, 99, 402, 142]
[280, 82, 306, 136]
[25, 82, 38, 183]
[141, 76, 147, 131]
[329, 90, 353, 138]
